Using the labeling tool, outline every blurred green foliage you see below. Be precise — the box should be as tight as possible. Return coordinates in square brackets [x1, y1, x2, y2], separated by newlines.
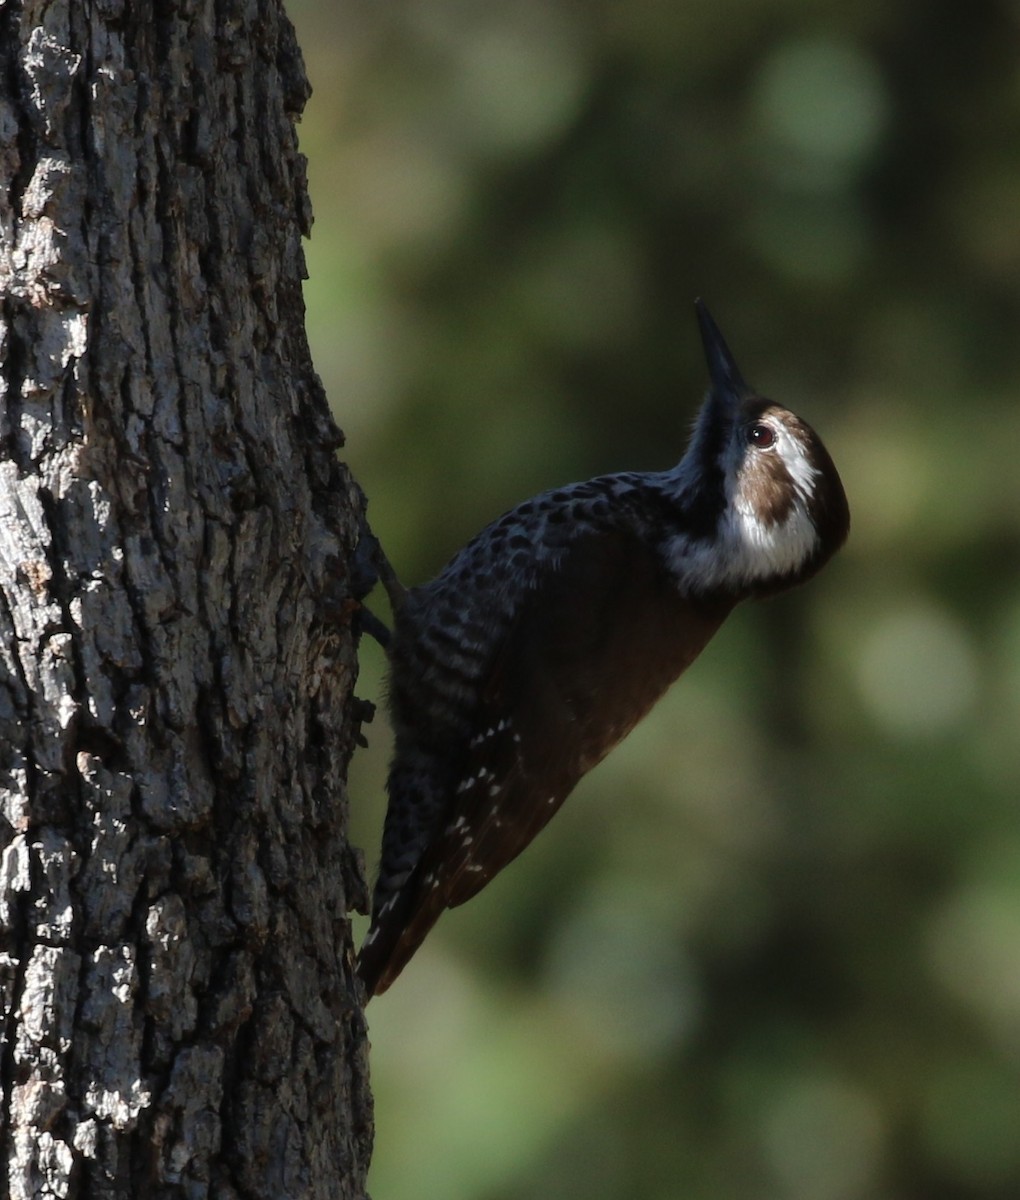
[290, 1, 1020, 1196]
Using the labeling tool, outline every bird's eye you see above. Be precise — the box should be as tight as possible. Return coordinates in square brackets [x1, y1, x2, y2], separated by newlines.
[749, 423, 775, 449]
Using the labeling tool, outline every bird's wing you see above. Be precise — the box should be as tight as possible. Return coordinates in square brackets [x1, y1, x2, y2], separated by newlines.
[358, 528, 729, 995]
[417, 527, 727, 909]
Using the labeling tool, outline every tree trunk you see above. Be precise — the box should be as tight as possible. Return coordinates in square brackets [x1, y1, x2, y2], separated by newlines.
[0, 2, 373, 1196]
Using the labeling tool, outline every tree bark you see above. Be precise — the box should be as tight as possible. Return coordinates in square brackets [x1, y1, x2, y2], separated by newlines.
[0, 2, 373, 1196]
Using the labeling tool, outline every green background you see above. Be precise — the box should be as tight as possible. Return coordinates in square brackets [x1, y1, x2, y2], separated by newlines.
[290, 2, 1020, 1196]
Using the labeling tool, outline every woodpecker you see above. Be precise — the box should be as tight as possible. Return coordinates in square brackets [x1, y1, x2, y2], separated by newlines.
[358, 301, 849, 998]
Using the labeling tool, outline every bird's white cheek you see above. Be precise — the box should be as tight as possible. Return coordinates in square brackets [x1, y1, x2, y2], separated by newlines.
[733, 504, 819, 575]
[777, 434, 821, 502]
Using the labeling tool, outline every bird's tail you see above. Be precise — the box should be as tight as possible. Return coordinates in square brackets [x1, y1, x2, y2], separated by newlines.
[356, 881, 447, 999]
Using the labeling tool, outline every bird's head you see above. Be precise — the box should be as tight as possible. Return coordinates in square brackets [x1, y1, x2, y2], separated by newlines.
[666, 301, 850, 598]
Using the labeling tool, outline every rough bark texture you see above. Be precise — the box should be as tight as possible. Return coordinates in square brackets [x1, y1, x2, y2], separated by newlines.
[0, 2, 373, 1196]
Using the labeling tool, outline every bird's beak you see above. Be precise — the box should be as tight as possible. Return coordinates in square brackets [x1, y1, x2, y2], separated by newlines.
[695, 299, 752, 405]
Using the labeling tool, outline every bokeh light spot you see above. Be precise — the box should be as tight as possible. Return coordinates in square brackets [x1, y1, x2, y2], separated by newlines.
[753, 38, 888, 178]
[760, 1076, 885, 1200]
[927, 878, 1020, 1051]
[546, 877, 700, 1060]
[853, 604, 979, 736]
